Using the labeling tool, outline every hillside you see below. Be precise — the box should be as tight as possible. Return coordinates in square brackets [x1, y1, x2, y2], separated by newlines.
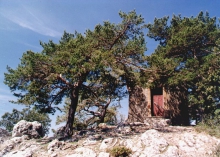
[0, 119, 220, 157]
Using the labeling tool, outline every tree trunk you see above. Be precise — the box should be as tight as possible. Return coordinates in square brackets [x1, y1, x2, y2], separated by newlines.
[99, 114, 105, 123]
[64, 85, 80, 137]
[99, 99, 111, 123]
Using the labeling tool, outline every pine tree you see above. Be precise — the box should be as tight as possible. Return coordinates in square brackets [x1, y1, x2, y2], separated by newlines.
[4, 11, 147, 136]
[146, 11, 220, 124]
[56, 98, 121, 129]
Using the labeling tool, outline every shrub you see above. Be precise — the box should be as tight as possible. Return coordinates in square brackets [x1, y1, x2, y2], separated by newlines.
[108, 146, 132, 157]
[195, 111, 220, 138]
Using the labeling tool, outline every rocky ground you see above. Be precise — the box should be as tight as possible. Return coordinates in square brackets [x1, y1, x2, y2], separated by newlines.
[0, 118, 220, 157]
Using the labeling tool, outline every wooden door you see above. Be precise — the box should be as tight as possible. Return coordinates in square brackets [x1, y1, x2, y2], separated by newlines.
[153, 95, 164, 116]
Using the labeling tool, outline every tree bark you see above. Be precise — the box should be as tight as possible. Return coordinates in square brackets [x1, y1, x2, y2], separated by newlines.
[99, 99, 111, 123]
[64, 85, 80, 137]
[99, 113, 105, 123]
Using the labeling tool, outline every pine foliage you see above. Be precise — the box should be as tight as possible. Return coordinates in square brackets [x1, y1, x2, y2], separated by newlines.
[147, 11, 220, 123]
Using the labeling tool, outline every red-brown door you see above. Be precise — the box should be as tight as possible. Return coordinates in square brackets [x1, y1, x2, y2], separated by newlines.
[153, 95, 164, 116]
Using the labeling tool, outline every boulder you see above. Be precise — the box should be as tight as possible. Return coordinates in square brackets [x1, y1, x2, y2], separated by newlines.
[12, 120, 44, 138]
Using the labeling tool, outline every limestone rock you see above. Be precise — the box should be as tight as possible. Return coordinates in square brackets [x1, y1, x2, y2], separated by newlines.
[144, 118, 171, 128]
[0, 135, 39, 157]
[47, 139, 65, 153]
[1, 121, 220, 157]
[66, 147, 96, 157]
[98, 152, 110, 157]
[12, 120, 44, 138]
[82, 139, 98, 146]
[100, 138, 117, 150]
[162, 146, 179, 157]
[4, 144, 38, 157]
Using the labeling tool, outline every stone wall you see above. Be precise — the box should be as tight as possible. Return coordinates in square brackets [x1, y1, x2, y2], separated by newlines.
[127, 86, 151, 122]
[127, 86, 173, 123]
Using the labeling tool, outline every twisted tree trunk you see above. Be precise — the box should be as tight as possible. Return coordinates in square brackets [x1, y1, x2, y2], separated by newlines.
[64, 85, 80, 137]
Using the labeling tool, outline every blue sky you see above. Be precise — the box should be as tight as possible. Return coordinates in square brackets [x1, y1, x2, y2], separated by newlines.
[1, 0, 220, 134]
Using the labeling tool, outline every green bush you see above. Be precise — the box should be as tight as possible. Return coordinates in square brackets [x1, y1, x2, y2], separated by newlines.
[108, 146, 132, 157]
[195, 112, 220, 138]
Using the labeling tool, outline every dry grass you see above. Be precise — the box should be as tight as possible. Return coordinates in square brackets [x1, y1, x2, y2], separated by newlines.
[195, 124, 220, 138]
[195, 116, 220, 138]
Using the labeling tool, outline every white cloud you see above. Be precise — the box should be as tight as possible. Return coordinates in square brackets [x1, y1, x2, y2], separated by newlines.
[0, 4, 63, 37]
[18, 41, 43, 52]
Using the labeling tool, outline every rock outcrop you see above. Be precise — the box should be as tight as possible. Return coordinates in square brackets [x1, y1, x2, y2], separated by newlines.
[12, 120, 44, 138]
[0, 119, 220, 157]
